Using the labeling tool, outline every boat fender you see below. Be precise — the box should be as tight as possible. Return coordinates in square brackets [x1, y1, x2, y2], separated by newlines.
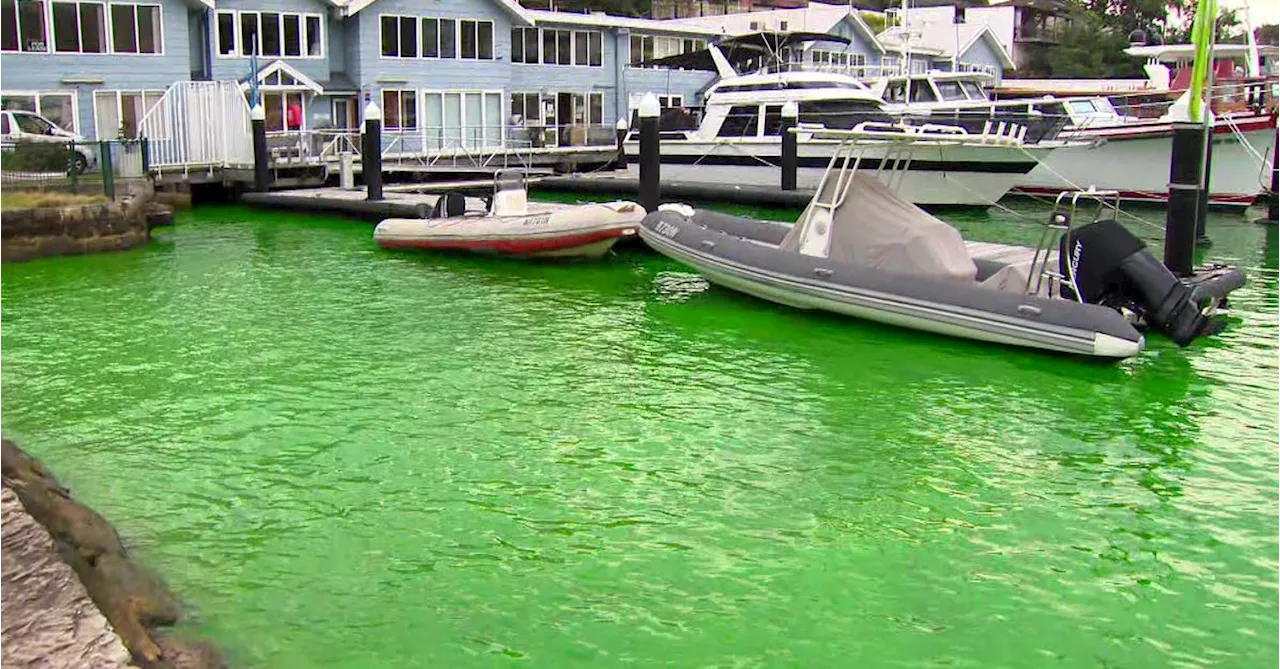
[431, 193, 466, 219]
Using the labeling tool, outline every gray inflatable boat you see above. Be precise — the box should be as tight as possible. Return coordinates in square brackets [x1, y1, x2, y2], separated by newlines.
[639, 166, 1243, 360]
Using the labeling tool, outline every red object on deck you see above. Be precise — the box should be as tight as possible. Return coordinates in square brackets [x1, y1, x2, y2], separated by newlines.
[286, 104, 303, 130]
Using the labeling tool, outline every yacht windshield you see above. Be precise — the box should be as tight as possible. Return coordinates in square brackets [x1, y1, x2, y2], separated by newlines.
[798, 100, 892, 129]
[958, 80, 986, 100]
[935, 81, 968, 101]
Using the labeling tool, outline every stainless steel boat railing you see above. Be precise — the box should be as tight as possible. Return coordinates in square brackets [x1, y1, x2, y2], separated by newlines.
[1025, 188, 1122, 301]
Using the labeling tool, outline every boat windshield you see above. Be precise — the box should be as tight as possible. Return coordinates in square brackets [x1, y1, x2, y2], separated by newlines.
[935, 80, 969, 101]
[798, 100, 893, 129]
[958, 80, 987, 100]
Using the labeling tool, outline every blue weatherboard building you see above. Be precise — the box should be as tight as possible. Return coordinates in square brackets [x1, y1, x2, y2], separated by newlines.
[1, 0, 1013, 143]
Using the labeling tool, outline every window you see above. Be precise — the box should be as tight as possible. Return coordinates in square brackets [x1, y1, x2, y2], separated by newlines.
[380, 15, 418, 58]
[958, 80, 985, 100]
[798, 100, 890, 129]
[884, 81, 906, 103]
[935, 81, 966, 101]
[93, 89, 163, 139]
[216, 10, 233, 54]
[239, 11, 256, 55]
[511, 92, 540, 124]
[630, 34, 698, 67]
[511, 26, 529, 63]
[108, 4, 159, 54]
[556, 29, 569, 64]
[439, 18, 454, 58]
[588, 31, 601, 66]
[14, 111, 53, 134]
[421, 90, 503, 149]
[780, 20, 788, 30]
[762, 105, 783, 136]
[382, 89, 416, 130]
[331, 97, 356, 129]
[305, 15, 320, 55]
[0, 115, 8, 133]
[220, 10, 321, 58]
[718, 105, 759, 138]
[459, 19, 475, 58]
[49, 1, 105, 53]
[262, 91, 303, 132]
[574, 30, 587, 65]
[1, 91, 76, 132]
[2, 0, 48, 52]
[515, 26, 538, 63]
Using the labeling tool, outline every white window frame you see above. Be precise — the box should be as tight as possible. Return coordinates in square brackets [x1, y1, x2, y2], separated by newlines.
[420, 88, 504, 149]
[92, 88, 167, 140]
[378, 13, 417, 59]
[214, 9, 323, 59]
[49, 0, 107, 54]
[419, 16, 456, 59]
[628, 33, 700, 69]
[105, 2, 162, 55]
[510, 25, 538, 64]
[527, 27, 600, 68]
[0, 89, 79, 134]
[3, 1, 162, 54]
[380, 88, 417, 131]
[455, 18, 492, 61]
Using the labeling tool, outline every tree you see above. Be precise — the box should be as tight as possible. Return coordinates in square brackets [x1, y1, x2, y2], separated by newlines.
[1046, 8, 1146, 78]
[1257, 24, 1279, 45]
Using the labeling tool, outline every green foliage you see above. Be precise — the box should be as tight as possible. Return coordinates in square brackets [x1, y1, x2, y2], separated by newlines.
[1047, 8, 1146, 78]
[860, 11, 886, 34]
[0, 143, 77, 174]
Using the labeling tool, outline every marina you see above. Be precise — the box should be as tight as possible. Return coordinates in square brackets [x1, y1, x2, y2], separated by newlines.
[1, 0, 1278, 667]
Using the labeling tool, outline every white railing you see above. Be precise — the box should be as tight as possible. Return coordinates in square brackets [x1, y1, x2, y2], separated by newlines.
[137, 81, 253, 173]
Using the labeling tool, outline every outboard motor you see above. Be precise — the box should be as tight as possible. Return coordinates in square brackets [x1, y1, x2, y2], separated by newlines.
[431, 192, 466, 219]
[1059, 220, 1220, 347]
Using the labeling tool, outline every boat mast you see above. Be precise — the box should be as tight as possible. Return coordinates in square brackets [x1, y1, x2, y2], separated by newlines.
[900, 0, 911, 100]
[1242, 0, 1260, 77]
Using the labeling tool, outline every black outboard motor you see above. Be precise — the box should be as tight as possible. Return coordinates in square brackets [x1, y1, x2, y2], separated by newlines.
[1059, 220, 1218, 347]
[431, 192, 466, 219]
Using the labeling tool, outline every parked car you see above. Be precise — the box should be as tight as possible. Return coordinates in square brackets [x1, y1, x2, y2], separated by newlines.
[0, 110, 95, 173]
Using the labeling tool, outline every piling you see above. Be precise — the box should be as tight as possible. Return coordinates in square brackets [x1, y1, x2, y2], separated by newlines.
[615, 117, 629, 171]
[781, 100, 798, 192]
[1164, 121, 1205, 276]
[363, 100, 384, 202]
[1195, 125, 1213, 246]
[251, 104, 269, 193]
[638, 93, 660, 213]
[99, 141, 115, 201]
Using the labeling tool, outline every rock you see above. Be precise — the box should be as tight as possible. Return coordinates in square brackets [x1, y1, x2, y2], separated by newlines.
[1, 439, 224, 669]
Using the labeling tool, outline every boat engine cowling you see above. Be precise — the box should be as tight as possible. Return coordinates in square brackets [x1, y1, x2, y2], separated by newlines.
[1058, 219, 1213, 347]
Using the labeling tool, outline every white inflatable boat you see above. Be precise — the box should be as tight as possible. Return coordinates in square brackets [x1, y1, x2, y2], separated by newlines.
[375, 172, 645, 260]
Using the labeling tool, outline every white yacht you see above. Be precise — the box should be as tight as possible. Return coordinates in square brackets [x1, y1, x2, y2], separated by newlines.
[623, 32, 1059, 208]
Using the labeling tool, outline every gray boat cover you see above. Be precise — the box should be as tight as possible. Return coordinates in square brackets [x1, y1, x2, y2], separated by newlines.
[780, 174, 978, 283]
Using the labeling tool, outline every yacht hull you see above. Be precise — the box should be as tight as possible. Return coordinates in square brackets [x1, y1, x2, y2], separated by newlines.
[624, 139, 1048, 207]
[1012, 114, 1276, 208]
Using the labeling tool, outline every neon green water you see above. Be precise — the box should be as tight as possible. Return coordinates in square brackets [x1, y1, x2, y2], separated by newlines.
[2, 203, 1276, 668]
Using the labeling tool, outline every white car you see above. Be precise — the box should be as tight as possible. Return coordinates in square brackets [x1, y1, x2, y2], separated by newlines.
[0, 110, 96, 173]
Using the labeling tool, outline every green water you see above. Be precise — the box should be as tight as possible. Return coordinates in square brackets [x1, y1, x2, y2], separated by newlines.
[2, 203, 1276, 668]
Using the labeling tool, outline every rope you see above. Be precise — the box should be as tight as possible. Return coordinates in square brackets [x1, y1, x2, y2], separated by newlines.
[1013, 144, 1168, 235]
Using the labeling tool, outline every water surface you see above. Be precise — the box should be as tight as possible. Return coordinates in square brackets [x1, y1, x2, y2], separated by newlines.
[2, 202, 1276, 668]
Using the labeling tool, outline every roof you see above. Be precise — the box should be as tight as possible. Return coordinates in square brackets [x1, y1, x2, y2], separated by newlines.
[339, 0, 533, 26]
[663, 2, 883, 51]
[526, 10, 723, 36]
[877, 21, 1015, 69]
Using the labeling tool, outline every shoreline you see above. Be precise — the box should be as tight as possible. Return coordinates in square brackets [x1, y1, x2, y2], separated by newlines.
[1, 439, 224, 669]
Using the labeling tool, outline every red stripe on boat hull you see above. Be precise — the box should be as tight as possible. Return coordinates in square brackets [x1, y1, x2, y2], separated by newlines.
[1068, 114, 1277, 141]
[376, 227, 636, 255]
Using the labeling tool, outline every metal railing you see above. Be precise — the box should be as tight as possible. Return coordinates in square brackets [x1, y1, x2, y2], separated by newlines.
[136, 81, 253, 174]
[0, 138, 148, 200]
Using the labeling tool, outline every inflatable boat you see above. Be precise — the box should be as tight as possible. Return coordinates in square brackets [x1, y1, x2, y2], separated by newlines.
[375, 173, 644, 260]
[638, 131, 1244, 359]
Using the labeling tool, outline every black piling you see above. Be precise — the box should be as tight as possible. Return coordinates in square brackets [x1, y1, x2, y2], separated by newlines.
[1195, 128, 1213, 246]
[781, 100, 798, 192]
[363, 101, 384, 202]
[638, 94, 660, 213]
[1164, 121, 1206, 276]
[251, 104, 269, 193]
[98, 141, 115, 201]
[615, 118, 629, 170]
